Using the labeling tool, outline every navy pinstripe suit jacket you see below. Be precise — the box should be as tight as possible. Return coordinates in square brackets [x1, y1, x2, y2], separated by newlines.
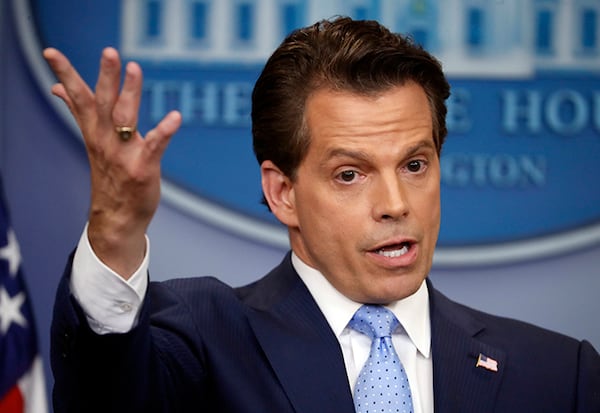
[51, 252, 600, 412]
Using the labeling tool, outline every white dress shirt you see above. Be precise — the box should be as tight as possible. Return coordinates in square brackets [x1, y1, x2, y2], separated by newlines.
[70, 226, 434, 412]
[291, 253, 434, 413]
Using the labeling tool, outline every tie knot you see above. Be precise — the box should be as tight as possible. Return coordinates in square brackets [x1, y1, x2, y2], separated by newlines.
[348, 305, 399, 339]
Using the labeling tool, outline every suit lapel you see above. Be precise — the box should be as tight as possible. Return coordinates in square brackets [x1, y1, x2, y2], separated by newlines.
[428, 281, 506, 413]
[241, 254, 355, 413]
[241, 258, 507, 413]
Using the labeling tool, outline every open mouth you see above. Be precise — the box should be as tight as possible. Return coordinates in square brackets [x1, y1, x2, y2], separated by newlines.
[374, 242, 412, 258]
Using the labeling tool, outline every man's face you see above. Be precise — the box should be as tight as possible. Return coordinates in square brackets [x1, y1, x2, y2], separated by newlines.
[267, 82, 441, 304]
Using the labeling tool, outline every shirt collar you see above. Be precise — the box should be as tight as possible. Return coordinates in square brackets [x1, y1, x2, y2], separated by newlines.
[291, 252, 431, 358]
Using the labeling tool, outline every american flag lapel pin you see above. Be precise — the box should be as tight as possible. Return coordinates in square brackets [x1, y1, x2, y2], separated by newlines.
[476, 353, 499, 372]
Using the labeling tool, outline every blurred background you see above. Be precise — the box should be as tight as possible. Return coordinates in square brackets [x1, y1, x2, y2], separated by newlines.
[1, 0, 599, 410]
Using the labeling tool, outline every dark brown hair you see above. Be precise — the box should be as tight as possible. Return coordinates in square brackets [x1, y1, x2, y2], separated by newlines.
[252, 16, 450, 181]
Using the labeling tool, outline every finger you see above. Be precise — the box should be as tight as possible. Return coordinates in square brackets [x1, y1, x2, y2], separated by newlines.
[50, 84, 75, 114]
[144, 111, 182, 161]
[112, 61, 143, 133]
[94, 47, 122, 131]
[43, 48, 94, 122]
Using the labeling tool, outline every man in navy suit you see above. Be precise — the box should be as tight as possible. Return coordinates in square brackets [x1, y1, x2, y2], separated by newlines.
[45, 17, 599, 412]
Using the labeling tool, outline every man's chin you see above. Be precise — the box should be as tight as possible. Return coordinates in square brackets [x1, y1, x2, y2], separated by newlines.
[356, 278, 425, 304]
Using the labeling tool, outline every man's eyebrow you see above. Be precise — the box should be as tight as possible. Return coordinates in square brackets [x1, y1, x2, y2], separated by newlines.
[404, 140, 437, 158]
[323, 148, 371, 163]
[322, 139, 437, 164]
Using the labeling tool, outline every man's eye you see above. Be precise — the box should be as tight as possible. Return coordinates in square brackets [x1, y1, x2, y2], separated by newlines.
[407, 160, 425, 173]
[338, 170, 357, 182]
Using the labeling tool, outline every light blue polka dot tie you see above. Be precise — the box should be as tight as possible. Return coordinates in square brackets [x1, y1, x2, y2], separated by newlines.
[349, 305, 414, 413]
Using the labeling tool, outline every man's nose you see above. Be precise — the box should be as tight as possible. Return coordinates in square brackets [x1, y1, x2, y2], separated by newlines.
[371, 173, 409, 222]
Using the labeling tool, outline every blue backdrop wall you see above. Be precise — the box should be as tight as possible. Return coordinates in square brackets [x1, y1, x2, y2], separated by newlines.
[1, 0, 599, 409]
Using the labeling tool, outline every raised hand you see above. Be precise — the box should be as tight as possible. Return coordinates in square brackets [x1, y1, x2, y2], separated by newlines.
[43, 47, 182, 278]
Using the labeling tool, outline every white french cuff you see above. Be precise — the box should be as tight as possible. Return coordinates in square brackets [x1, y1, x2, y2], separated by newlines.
[70, 223, 150, 335]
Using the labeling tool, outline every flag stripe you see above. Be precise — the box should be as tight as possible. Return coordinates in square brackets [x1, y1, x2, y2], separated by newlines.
[0, 385, 24, 413]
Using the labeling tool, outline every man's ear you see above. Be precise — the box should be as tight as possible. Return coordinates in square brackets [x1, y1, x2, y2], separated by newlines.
[261, 160, 298, 227]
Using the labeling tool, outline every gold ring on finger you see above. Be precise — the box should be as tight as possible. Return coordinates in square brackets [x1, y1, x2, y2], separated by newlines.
[115, 125, 136, 141]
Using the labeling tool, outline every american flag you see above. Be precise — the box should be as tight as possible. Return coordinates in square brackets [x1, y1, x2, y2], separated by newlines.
[476, 353, 499, 372]
[0, 178, 48, 412]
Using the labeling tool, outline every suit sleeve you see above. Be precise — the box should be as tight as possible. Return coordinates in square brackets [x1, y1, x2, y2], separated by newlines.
[577, 339, 600, 413]
[51, 254, 208, 413]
